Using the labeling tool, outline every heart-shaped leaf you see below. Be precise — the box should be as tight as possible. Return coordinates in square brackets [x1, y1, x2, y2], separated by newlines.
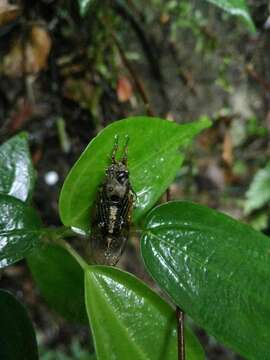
[141, 201, 270, 360]
[0, 194, 42, 269]
[0, 290, 38, 360]
[59, 116, 210, 233]
[204, 0, 256, 32]
[85, 265, 204, 360]
[27, 244, 88, 324]
[0, 132, 35, 202]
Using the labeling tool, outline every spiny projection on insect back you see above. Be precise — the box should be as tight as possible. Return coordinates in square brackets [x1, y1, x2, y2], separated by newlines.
[89, 135, 135, 265]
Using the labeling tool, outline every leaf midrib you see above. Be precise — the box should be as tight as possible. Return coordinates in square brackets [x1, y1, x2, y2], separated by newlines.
[86, 273, 156, 360]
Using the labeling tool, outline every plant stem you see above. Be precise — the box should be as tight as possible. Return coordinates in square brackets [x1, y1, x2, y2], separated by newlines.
[42, 226, 88, 270]
[176, 306, 185, 360]
[55, 237, 88, 270]
[113, 33, 154, 116]
[43, 226, 77, 241]
[164, 122, 185, 360]
[56, 117, 71, 153]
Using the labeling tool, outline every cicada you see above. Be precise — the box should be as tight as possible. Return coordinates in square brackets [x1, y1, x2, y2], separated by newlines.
[89, 136, 135, 265]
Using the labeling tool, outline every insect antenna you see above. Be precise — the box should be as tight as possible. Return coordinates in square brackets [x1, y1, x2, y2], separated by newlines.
[111, 134, 119, 163]
[122, 135, 129, 165]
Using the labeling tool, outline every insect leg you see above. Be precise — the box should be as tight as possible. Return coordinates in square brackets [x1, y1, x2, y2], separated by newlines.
[121, 135, 129, 165]
[129, 185, 137, 201]
[99, 190, 109, 231]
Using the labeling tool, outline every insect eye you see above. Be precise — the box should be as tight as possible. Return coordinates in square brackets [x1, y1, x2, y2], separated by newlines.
[107, 185, 114, 192]
[117, 171, 128, 183]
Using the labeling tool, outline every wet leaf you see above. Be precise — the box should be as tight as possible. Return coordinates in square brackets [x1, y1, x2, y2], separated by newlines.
[85, 265, 204, 360]
[28, 244, 88, 324]
[244, 162, 270, 215]
[141, 201, 270, 360]
[59, 116, 211, 232]
[204, 0, 256, 32]
[0, 194, 42, 269]
[0, 290, 38, 360]
[0, 132, 35, 202]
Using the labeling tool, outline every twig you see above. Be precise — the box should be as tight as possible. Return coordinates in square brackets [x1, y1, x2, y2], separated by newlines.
[111, 33, 154, 116]
[165, 181, 185, 360]
[113, 0, 164, 84]
[56, 238, 88, 270]
[176, 307, 185, 360]
[44, 227, 88, 270]
[113, 0, 169, 113]
[56, 117, 71, 153]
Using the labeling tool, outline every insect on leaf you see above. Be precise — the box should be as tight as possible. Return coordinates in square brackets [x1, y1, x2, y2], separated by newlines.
[59, 116, 211, 233]
[89, 136, 134, 265]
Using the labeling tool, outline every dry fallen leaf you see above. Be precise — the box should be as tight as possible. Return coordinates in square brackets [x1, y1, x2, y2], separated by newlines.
[117, 76, 133, 103]
[27, 25, 52, 73]
[2, 25, 52, 77]
[0, 0, 20, 26]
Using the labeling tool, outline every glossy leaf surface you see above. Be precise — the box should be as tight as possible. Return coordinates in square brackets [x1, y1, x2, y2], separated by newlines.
[141, 201, 270, 359]
[0, 290, 38, 360]
[27, 244, 88, 324]
[0, 194, 42, 268]
[0, 132, 35, 202]
[205, 0, 255, 32]
[59, 116, 210, 232]
[78, 0, 95, 16]
[85, 265, 204, 360]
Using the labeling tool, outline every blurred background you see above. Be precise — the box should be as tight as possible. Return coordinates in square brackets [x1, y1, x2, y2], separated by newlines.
[0, 0, 270, 358]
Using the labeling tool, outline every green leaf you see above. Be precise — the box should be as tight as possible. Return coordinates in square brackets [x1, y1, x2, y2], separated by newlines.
[27, 244, 88, 324]
[141, 201, 270, 360]
[78, 0, 94, 16]
[0, 290, 38, 360]
[0, 194, 42, 269]
[0, 132, 35, 202]
[84, 265, 204, 360]
[59, 116, 210, 233]
[249, 213, 268, 231]
[205, 0, 256, 32]
[244, 162, 270, 215]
